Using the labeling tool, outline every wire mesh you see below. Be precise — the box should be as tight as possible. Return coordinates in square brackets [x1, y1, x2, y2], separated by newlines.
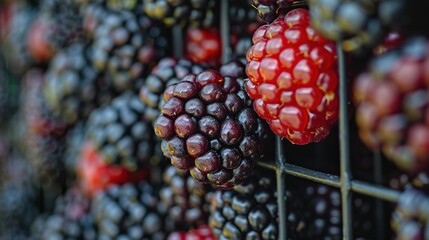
[216, 1, 403, 239]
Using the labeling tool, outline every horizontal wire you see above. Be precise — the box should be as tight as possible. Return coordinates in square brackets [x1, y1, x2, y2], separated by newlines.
[257, 161, 401, 203]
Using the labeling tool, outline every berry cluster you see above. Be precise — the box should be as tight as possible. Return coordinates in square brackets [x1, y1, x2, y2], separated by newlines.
[1, 0, 429, 239]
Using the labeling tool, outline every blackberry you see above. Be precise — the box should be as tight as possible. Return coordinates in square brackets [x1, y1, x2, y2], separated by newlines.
[209, 175, 281, 239]
[0, 152, 39, 238]
[91, 7, 170, 91]
[86, 91, 157, 171]
[44, 43, 115, 126]
[36, 0, 84, 57]
[92, 182, 173, 239]
[388, 171, 429, 192]
[160, 166, 213, 229]
[143, 0, 218, 28]
[64, 123, 86, 179]
[391, 189, 429, 239]
[252, 0, 303, 22]
[2, 2, 36, 74]
[295, 183, 374, 239]
[354, 37, 429, 173]
[154, 61, 268, 187]
[309, 0, 428, 55]
[35, 187, 97, 240]
[22, 69, 70, 184]
[139, 57, 207, 123]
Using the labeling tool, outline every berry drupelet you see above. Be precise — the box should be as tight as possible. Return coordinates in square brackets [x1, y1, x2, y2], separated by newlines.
[209, 175, 282, 239]
[160, 166, 213, 230]
[251, 0, 298, 22]
[186, 27, 222, 65]
[245, 8, 339, 145]
[154, 61, 268, 187]
[354, 37, 429, 173]
[91, 7, 170, 91]
[86, 91, 158, 172]
[44, 43, 114, 126]
[143, 0, 218, 28]
[167, 225, 215, 240]
[391, 189, 429, 239]
[92, 182, 174, 239]
[139, 57, 207, 123]
[35, 187, 97, 240]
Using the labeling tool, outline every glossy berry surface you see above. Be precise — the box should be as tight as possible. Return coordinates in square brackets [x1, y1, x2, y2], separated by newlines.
[92, 182, 173, 239]
[143, 0, 217, 27]
[86, 91, 158, 171]
[186, 28, 221, 65]
[246, 8, 339, 145]
[252, 0, 296, 22]
[160, 166, 213, 229]
[167, 225, 215, 240]
[354, 37, 429, 173]
[154, 63, 268, 187]
[209, 175, 279, 239]
[77, 141, 150, 197]
[139, 58, 207, 123]
[391, 189, 429, 239]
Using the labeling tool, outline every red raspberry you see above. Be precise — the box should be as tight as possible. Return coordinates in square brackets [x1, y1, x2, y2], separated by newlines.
[186, 27, 221, 65]
[77, 141, 150, 197]
[245, 8, 339, 145]
[167, 225, 215, 240]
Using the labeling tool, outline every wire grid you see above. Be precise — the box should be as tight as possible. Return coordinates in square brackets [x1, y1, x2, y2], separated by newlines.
[216, 1, 402, 239]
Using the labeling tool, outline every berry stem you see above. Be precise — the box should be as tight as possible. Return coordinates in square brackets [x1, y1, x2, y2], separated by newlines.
[337, 42, 353, 239]
[220, 0, 232, 64]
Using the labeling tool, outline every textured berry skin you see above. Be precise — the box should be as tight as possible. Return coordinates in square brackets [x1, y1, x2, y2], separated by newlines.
[186, 28, 221, 65]
[391, 189, 429, 240]
[167, 225, 215, 240]
[27, 15, 55, 63]
[92, 182, 174, 239]
[86, 91, 158, 171]
[35, 187, 97, 240]
[154, 62, 268, 187]
[140, 58, 207, 123]
[354, 37, 429, 173]
[160, 166, 213, 229]
[208, 175, 279, 239]
[246, 9, 339, 145]
[77, 141, 150, 197]
[90, 7, 170, 91]
[22, 69, 70, 184]
[143, 0, 217, 27]
[251, 0, 296, 22]
[44, 44, 114, 126]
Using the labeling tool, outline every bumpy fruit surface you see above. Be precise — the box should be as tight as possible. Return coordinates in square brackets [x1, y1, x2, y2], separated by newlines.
[186, 28, 221, 65]
[246, 8, 339, 145]
[251, 0, 296, 22]
[209, 175, 279, 239]
[139, 57, 207, 123]
[354, 37, 429, 173]
[167, 225, 215, 240]
[154, 62, 268, 187]
[160, 166, 213, 229]
[391, 189, 429, 239]
[77, 141, 149, 197]
[92, 182, 173, 239]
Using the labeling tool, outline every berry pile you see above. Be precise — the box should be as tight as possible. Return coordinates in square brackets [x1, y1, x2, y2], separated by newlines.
[354, 37, 429, 173]
[1, 0, 429, 239]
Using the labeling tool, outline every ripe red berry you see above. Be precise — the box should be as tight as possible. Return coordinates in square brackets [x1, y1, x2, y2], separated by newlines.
[167, 225, 215, 240]
[245, 8, 338, 145]
[27, 15, 55, 63]
[77, 141, 150, 197]
[186, 27, 221, 65]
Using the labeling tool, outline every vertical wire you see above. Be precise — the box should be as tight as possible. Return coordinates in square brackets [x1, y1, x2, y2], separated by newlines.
[276, 136, 287, 240]
[374, 149, 385, 240]
[220, 0, 232, 64]
[337, 43, 353, 239]
[172, 25, 184, 59]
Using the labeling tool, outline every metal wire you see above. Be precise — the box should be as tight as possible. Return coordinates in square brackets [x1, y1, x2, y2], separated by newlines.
[207, 2, 404, 239]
